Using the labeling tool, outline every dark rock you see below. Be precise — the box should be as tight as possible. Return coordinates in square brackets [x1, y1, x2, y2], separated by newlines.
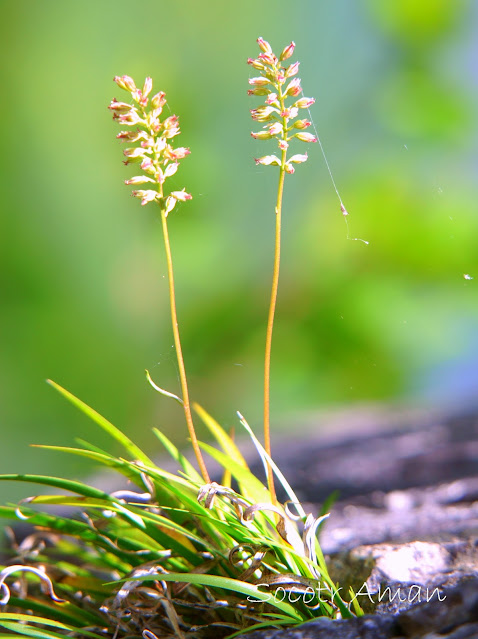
[237, 406, 478, 638]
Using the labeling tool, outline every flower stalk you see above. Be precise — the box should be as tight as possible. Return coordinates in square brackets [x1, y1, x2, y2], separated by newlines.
[248, 39, 317, 502]
[110, 76, 210, 484]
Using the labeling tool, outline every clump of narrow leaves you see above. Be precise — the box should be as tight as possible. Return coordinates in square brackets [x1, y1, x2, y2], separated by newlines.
[0, 381, 359, 638]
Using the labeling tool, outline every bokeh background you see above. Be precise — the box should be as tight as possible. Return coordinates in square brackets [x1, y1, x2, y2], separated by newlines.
[1, 0, 477, 502]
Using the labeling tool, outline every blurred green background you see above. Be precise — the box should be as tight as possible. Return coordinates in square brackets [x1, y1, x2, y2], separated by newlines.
[1, 0, 477, 502]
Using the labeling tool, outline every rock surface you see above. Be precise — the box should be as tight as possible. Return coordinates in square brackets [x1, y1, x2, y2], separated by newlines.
[237, 405, 478, 638]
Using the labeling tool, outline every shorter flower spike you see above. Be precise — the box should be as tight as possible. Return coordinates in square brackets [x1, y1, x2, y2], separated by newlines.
[110, 75, 191, 213]
[248, 38, 316, 172]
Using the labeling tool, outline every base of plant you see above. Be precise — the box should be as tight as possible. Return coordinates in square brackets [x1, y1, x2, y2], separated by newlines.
[0, 382, 359, 639]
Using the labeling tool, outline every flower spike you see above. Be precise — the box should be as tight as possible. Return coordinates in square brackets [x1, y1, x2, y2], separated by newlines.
[110, 76, 191, 214]
[248, 40, 316, 169]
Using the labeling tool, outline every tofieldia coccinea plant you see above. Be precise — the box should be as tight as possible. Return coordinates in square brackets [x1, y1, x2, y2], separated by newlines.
[0, 39, 362, 639]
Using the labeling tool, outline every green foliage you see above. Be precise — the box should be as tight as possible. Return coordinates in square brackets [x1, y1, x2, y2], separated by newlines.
[0, 385, 358, 638]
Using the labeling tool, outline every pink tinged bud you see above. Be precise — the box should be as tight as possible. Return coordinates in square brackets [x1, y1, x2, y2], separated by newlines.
[251, 130, 273, 140]
[280, 106, 299, 120]
[171, 188, 192, 202]
[294, 132, 318, 143]
[125, 175, 155, 185]
[294, 97, 315, 109]
[164, 196, 177, 216]
[123, 147, 148, 163]
[156, 167, 165, 184]
[250, 105, 277, 122]
[248, 76, 270, 87]
[293, 119, 311, 130]
[151, 91, 166, 109]
[280, 41, 295, 61]
[247, 87, 270, 96]
[285, 61, 300, 78]
[169, 146, 191, 160]
[154, 138, 167, 154]
[254, 155, 281, 166]
[164, 162, 179, 179]
[163, 115, 180, 138]
[266, 93, 278, 105]
[118, 111, 144, 126]
[284, 162, 295, 174]
[141, 158, 155, 173]
[268, 122, 283, 136]
[114, 75, 137, 92]
[132, 189, 158, 206]
[124, 147, 147, 159]
[164, 126, 180, 139]
[247, 57, 265, 71]
[108, 100, 133, 113]
[285, 78, 302, 97]
[116, 130, 140, 141]
[258, 52, 278, 66]
[142, 77, 153, 99]
[278, 139, 289, 151]
[257, 37, 272, 54]
[289, 153, 308, 164]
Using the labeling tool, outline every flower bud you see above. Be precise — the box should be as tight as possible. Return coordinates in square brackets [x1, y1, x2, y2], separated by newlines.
[125, 176, 155, 185]
[167, 147, 191, 160]
[254, 155, 281, 166]
[132, 189, 158, 206]
[278, 139, 289, 151]
[171, 188, 192, 202]
[258, 52, 278, 66]
[151, 91, 166, 109]
[268, 122, 283, 136]
[265, 93, 278, 105]
[250, 106, 277, 122]
[251, 130, 273, 140]
[247, 87, 270, 96]
[284, 162, 295, 174]
[293, 119, 311, 130]
[284, 78, 302, 97]
[164, 196, 177, 216]
[294, 97, 315, 109]
[248, 77, 270, 87]
[247, 57, 265, 71]
[279, 41, 295, 61]
[141, 158, 155, 173]
[142, 77, 153, 99]
[285, 61, 300, 78]
[288, 153, 308, 164]
[118, 111, 144, 126]
[123, 147, 148, 162]
[116, 130, 143, 141]
[294, 132, 317, 143]
[280, 106, 299, 120]
[257, 37, 272, 54]
[114, 75, 137, 92]
[108, 100, 134, 114]
[164, 162, 179, 179]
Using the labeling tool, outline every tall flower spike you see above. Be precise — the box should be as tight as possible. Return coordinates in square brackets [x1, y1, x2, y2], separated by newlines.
[110, 76, 210, 485]
[247, 39, 317, 507]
